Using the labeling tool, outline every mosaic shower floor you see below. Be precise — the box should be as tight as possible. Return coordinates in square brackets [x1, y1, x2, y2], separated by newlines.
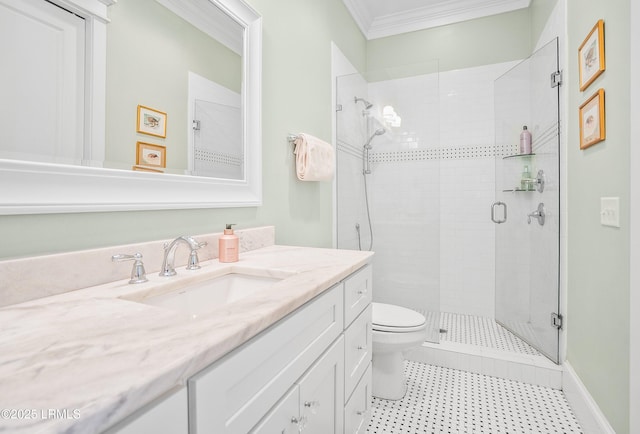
[439, 312, 541, 356]
[366, 360, 582, 434]
[419, 311, 542, 357]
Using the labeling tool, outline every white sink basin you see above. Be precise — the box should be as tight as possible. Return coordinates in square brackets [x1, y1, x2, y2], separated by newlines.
[140, 273, 284, 319]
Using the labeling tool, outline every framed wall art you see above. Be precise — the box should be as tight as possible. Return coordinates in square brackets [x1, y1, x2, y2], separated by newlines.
[136, 141, 167, 168]
[578, 19, 605, 91]
[136, 105, 167, 138]
[579, 88, 605, 150]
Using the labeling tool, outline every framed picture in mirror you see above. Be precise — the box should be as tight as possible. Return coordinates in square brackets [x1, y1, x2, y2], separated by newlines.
[136, 142, 167, 168]
[137, 105, 167, 138]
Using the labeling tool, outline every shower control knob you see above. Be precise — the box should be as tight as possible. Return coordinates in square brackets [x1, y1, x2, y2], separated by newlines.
[527, 203, 546, 226]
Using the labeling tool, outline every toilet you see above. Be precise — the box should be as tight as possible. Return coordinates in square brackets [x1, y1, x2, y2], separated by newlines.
[372, 302, 427, 400]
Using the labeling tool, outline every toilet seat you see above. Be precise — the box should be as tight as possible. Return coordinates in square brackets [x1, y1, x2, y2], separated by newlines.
[372, 302, 426, 333]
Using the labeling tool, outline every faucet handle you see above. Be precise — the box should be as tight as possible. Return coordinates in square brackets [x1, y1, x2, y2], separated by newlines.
[186, 241, 207, 270]
[112, 253, 148, 284]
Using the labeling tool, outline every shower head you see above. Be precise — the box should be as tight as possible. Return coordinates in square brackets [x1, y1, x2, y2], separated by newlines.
[354, 97, 373, 109]
[363, 128, 386, 149]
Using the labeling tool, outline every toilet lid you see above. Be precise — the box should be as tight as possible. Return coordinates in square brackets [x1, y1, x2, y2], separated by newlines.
[372, 302, 426, 332]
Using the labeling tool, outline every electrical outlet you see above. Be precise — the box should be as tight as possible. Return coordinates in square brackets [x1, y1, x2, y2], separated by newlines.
[600, 197, 620, 228]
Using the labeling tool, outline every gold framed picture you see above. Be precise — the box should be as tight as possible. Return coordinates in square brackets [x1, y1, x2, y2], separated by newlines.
[579, 88, 605, 150]
[136, 142, 167, 168]
[136, 105, 167, 138]
[578, 19, 605, 92]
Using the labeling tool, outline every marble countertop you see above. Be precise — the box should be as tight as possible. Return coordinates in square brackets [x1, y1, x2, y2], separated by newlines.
[0, 245, 373, 433]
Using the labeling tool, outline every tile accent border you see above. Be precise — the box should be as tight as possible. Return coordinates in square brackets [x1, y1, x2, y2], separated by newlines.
[370, 143, 519, 163]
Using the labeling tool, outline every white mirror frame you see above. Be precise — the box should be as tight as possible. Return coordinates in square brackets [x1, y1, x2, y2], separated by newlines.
[0, 0, 262, 214]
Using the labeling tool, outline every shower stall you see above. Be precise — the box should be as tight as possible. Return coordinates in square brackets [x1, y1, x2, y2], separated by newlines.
[335, 39, 561, 363]
[336, 63, 441, 344]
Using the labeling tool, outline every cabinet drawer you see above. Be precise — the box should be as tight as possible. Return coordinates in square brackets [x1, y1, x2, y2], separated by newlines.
[344, 363, 372, 434]
[344, 265, 372, 327]
[189, 285, 343, 434]
[344, 304, 372, 401]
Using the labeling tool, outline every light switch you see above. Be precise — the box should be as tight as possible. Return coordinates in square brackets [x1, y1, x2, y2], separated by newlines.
[600, 197, 620, 228]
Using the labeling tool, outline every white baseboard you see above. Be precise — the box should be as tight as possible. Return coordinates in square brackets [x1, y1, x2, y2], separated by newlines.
[562, 361, 616, 434]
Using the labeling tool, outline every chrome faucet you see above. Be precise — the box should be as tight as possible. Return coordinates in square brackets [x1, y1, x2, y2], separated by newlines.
[160, 236, 207, 277]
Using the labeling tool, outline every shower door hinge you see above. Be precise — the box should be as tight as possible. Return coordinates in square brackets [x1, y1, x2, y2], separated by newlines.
[192, 120, 201, 131]
[551, 312, 563, 329]
[336, 104, 343, 112]
[550, 71, 563, 88]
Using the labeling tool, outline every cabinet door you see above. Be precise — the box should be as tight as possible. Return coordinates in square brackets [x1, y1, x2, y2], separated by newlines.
[298, 337, 345, 434]
[250, 386, 299, 434]
[344, 363, 372, 434]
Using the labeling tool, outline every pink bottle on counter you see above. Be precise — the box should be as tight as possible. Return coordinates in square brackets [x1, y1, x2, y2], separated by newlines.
[218, 224, 239, 263]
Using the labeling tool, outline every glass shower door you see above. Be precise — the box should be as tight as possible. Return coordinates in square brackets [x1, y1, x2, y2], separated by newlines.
[493, 38, 561, 363]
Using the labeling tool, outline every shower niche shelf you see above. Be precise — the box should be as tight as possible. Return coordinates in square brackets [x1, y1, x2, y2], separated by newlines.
[502, 188, 536, 192]
[499, 153, 545, 193]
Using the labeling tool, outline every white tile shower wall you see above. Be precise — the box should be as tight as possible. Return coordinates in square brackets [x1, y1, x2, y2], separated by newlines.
[368, 160, 440, 314]
[336, 61, 524, 320]
[367, 74, 441, 339]
[439, 158, 496, 317]
[438, 62, 519, 318]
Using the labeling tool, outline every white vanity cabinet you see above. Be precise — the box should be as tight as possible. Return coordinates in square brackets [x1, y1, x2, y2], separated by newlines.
[188, 264, 373, 434]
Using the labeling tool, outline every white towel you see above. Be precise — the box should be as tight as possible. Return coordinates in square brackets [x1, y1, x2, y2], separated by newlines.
[293, 133, 335, 181]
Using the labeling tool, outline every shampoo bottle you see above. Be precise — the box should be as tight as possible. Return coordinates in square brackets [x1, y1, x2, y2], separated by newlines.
[218, 224, 239, 263]
[520, 125, 532, 154]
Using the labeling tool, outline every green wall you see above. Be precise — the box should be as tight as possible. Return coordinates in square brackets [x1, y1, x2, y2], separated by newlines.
[566, 1, 630, 432]
[0, 0, 365, 259]
[366, 9, 532, 75]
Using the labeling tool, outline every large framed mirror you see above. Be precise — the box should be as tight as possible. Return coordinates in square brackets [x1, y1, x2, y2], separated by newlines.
[0, 0, 262, 214]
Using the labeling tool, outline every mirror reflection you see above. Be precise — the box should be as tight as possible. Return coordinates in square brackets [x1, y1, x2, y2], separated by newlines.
[0, 0, 245, 179]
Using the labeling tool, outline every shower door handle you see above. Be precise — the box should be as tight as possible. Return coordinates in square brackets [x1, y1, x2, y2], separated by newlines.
[491, 201, 507, 224]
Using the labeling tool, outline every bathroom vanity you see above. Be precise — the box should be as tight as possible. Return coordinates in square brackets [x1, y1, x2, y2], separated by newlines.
[0, 232, 373, 434]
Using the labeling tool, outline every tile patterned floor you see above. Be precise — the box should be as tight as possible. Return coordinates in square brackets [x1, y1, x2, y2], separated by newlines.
[366, 360, 583, 434]
[419, 311, 541, 356]
[439, 312, 541, 356]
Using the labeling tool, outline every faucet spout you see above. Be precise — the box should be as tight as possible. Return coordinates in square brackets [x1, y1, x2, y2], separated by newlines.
[160, 236, 204, 277]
